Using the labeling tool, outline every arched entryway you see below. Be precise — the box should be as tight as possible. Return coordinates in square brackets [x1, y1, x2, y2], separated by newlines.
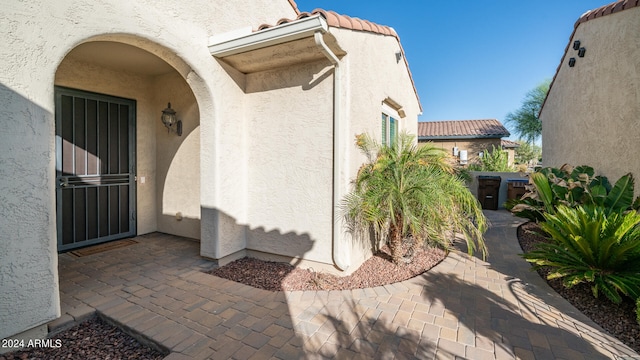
[54, 39, 202, 251]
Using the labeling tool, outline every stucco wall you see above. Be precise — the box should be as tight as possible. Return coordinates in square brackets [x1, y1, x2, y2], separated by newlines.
[243, 61, 334, 264]
[1, 0, 295, 341]
[334, 28, 422, 270]
[541, 8, 640, 189]
[154, 73, 201, 240]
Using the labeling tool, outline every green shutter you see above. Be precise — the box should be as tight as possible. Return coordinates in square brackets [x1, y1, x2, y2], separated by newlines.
[381, 113, 387, 145]
[390, 117, 397, 146]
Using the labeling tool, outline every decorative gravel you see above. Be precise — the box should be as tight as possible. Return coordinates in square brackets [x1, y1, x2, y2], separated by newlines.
[0, 316, 166, 360]
[209, 242, 447, 291]
[518, 222, 640, 353]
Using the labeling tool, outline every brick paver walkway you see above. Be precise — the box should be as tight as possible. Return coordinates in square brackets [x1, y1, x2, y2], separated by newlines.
[52, 211, 640, 359]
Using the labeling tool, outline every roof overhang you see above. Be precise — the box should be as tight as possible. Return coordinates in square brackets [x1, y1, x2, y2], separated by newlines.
[418, 135, 507, 141]
[208, 15, 345, 73]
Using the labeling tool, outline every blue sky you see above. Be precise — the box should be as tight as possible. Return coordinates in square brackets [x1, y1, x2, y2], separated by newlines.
[294, 0, 608, 135]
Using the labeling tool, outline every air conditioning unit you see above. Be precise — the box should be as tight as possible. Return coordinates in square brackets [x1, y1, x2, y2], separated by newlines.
[459, 150, 468, 165]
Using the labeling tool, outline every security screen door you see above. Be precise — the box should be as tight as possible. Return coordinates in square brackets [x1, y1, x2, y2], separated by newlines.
[55, 87, 136, 251]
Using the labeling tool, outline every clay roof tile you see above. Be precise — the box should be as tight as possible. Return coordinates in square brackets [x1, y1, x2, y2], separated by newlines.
[350, 17, 364, 31]
[418, 120, 510, 139]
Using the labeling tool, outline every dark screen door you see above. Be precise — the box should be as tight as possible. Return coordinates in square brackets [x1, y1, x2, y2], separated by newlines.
[55, 87, 136, 251]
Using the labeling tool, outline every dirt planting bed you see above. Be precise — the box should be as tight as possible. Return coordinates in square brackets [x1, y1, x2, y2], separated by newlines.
[0, 316, 166, 360]
[209, 242, 447, 291]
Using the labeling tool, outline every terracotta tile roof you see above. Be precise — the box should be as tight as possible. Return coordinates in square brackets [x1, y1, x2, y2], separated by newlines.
[257, 8, 421, 111]
[541, 0, 640, 113]
[257, 9, 398, 37]
[501, 139, 520, 148]
[417, 119, 510, 140]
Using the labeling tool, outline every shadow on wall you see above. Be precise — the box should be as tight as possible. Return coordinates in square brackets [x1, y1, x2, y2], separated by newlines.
[0, 82, 60, 339]
[202, 207, 317, 288]
[217, 58, 334, 94]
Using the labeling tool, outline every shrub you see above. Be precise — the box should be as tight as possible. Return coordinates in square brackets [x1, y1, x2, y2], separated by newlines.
[522, 205, 640, 304]
[508, 164, 640, 221]
[468, 145, 513, 172]
[342, 132, 487, 264]
[637, 298, 640, 326]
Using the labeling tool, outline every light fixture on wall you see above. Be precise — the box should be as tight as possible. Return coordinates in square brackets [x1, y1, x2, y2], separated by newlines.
[161, 103, 182, 136]
[578, 47, 586, 57]
[568, 40, 585, 68]
[395, 51, 402, 63]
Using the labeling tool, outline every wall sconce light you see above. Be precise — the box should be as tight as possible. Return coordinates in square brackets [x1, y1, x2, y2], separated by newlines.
[395, 51, 403, 63]
[161, 102, 182, 136]
[568, 57, 576, 67]
[578, 47, 586, 57]
[573, 40, 581, 50]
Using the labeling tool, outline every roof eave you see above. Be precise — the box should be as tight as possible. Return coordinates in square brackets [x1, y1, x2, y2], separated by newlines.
[418, 135, 508, 141]
[209, 14, 329, 57]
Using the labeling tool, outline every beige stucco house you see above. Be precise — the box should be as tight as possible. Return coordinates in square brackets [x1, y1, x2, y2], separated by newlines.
[501, 139, 520, 168]
[541, 0, 639, 184]
[0, 0, 421, 342]
[417, 119, 512, 166]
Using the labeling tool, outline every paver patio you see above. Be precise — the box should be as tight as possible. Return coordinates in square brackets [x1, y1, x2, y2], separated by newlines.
[52, 211, 640, 359]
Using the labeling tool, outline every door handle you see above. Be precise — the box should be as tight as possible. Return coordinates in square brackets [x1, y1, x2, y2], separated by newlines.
[59, 178, 69, 188]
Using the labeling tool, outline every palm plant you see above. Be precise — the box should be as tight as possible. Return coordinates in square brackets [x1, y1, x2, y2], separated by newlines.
[343, 132, 488, 265]
[523, 205, 640, 303]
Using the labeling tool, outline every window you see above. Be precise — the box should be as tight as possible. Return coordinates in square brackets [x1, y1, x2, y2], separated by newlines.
[381, 103, 400, 147]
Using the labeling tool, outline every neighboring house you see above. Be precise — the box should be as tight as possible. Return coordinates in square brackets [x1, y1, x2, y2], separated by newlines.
[501, 139, 520, 167]
[0, 1, 420, 342]
[417, 119, 511, 166]
[541, 0, 640, 184]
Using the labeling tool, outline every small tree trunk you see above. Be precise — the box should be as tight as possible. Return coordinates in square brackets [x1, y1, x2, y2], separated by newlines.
[389, 222, 403, 265]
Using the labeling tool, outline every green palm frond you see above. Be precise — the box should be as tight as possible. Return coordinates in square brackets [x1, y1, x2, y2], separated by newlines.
[342, 131, 487, 264]
[522, 204, 640, 304]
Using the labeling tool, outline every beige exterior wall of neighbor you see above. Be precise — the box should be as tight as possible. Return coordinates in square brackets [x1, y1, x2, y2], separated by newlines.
[421, 138, 503, 166]
[1, 0, 295, 342]
[542, 7, 640, 186]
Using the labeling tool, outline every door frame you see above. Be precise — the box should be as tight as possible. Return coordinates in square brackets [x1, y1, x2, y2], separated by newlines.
[55, 86, 137, 251]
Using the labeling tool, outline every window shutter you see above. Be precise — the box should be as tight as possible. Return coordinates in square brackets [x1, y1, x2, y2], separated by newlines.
[381, 113, 387, 145]
[390, 117, 397, 146]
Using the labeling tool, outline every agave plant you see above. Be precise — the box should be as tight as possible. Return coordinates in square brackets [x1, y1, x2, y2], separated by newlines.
[523, 205, 640, 303]
[342, 132, 487, 264]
